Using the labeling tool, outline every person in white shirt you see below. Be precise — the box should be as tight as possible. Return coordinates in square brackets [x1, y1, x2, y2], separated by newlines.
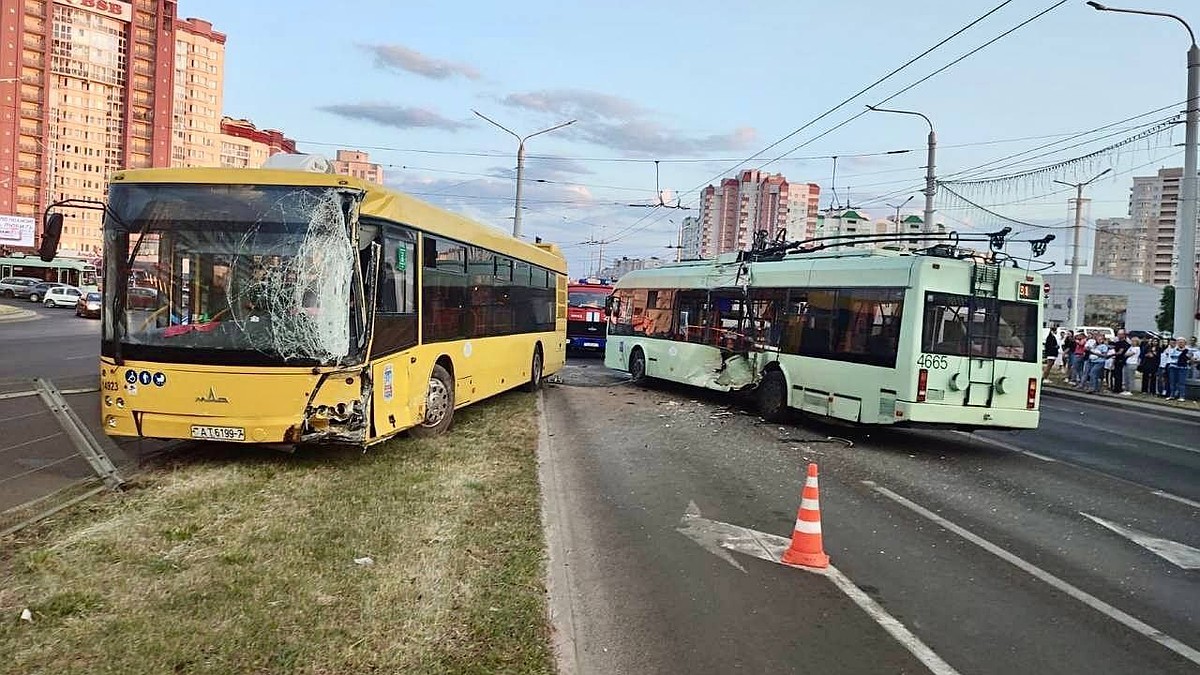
[1086, 334, 1111, 394]
[1163, 337, 1197, 400]
[1121, 337, 1140, 396]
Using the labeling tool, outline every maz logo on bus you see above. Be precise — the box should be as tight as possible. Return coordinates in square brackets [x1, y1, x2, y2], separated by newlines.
[916, 354, 950, 369]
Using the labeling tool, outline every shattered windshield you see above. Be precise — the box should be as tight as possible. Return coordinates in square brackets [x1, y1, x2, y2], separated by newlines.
[103, 184, 363, 365]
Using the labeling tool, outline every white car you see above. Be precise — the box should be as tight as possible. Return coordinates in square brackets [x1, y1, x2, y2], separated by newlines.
[43, 285, 82, 308]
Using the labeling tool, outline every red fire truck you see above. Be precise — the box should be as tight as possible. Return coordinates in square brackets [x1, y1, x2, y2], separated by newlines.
[567, 278, 612, 352]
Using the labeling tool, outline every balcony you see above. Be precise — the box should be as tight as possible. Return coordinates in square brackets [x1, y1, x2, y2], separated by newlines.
[25, 4, 45, 18]
[20, 90, 42, 104]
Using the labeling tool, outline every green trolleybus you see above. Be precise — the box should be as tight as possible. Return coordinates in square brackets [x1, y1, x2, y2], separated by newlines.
[603, 232, 1050, 431]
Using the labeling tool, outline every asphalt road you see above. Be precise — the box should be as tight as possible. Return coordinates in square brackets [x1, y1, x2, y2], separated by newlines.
[0, 299, 147, 513]
[542, 357, 1200, 675]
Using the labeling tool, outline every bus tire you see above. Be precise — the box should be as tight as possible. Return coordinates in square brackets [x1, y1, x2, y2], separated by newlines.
[521, 346, 544, 392]
[628, 347, 647, 385]
[757, 370, 788, 422]
[410, 364, 455, 438]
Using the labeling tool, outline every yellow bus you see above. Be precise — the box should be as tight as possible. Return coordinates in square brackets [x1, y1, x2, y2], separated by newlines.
[44, 161, 567, 447]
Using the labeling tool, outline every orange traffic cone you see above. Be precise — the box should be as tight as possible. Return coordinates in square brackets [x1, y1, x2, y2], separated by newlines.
[780, 463, 830, 569]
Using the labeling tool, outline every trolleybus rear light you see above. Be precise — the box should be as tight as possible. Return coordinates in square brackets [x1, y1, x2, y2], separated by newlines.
[1027, 378, 1038, 409]
[917, 369, 929, 403]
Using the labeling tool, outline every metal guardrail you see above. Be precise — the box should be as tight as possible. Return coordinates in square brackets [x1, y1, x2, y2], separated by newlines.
[0, 377, 128, 536]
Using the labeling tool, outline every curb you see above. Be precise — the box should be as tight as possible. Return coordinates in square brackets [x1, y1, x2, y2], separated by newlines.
[1044, 384, 1200, 420]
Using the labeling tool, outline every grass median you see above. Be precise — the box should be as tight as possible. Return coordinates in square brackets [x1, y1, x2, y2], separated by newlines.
[0, 391, 553, 674]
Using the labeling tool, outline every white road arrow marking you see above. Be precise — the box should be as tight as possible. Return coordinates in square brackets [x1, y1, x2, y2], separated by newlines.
[677, 500, 794, 573]
[1081, 513, 1200, 570]
[675, 501, 960, 675]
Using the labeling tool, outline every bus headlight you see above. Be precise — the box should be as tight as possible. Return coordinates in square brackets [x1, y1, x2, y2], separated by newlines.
[105, 415, 118, 428]
[104, 396, 113, 407]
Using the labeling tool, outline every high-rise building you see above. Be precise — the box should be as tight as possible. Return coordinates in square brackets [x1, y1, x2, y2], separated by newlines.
[0, 0, 186, 256]
[1091, 217, 1147, 283]
[697, 170, 819, 258]
[218, 116, 296, 168]
[1127, 167, 1199, 287]
[0, 1, 245, 256]
[331, 149, 384, 183]
[599, 256, 664, 280]
[680, 215, 701, 260]
[171, 17, 224, 168]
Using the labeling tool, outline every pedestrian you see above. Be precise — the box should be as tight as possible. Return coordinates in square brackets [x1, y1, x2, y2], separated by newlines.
[1110, 329, 1130, 393]
[1163, 336, 1197, 401]
[1073, 330, 1091, 387]
[1062, 330, 1078, 382]
[1121, 337, 1139, 396]
[1042, 327, 1059, 382]
[1139, 340, 1160, 395]
[1086, 334, 1110, 394]
[1157, 338, 1172, 397]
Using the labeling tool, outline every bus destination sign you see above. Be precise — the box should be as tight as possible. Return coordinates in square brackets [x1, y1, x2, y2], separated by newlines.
[1017, 282, 1041, 302]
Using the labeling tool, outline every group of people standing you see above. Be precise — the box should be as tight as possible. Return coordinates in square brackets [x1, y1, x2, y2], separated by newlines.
[1045, 329, 1199, 400]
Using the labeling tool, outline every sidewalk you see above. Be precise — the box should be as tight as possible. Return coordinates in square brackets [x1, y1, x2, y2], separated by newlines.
[0, 304, 37, 323]
[1043, 372, 1200, 419]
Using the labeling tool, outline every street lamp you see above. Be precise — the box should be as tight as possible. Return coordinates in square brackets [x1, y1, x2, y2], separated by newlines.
[1089, 2, 1198, 337]
[1053, 168, 1112, 328]
[472, 110, 576, 239]
[886, 195, 915, 236]
[867, 105, 937, 241]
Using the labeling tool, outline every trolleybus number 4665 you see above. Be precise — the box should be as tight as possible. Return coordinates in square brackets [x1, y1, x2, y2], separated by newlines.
[916, 354, 950, 370]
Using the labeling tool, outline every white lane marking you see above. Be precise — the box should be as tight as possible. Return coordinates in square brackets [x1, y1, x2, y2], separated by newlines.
[1152, 491, 1200, 510]
[1038, 402, 1200, 453]
[863, 480, 1200, 667]
[1042, 395, 1200, 423]
[1081, 513, 1200, 570]
[677, 503, 961, 675]
[825, 565, 961, 675]
[957, 432, 1058, 462]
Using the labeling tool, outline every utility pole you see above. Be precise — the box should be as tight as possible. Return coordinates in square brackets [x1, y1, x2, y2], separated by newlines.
[1054, 168, 1111, 328]
[868, 106, 937, 242]
[471, 110, 576, 239]
[1089, 2, 1197, 337]
[886, 195, 915, 236]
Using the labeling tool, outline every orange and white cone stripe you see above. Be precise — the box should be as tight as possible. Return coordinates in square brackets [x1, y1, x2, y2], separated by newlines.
[781, 463, 830, 569]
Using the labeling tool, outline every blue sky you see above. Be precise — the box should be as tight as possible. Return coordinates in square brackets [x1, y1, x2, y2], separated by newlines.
[184, 0, 1196, 275]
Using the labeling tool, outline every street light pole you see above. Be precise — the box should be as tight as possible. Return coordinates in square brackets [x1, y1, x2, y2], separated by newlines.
[886, 195, 915, 236]
[1089, 2, 1198, 338]
[1054, 168, 1112, 328]
[868, 106, 936, 241]
[472, 110, 576, 239]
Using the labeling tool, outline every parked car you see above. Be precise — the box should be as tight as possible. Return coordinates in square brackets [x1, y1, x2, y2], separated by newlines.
[43, 285, 81, 308]
[76, 291, 103, 318]
[27, 282, 63, 303]
[1127, 329, 1161, 341]
[0, 276, 42, 299]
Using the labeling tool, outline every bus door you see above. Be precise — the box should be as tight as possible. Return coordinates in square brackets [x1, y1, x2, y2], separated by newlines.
[963, 297, 1000, 407]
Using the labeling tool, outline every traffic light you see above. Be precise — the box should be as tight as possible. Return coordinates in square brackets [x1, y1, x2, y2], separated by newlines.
[1043, 282, 1051, 295]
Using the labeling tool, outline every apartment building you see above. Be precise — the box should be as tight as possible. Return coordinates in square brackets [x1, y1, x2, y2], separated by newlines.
[218, 116, 296, 169]
[1091, 217, 1147, 283]
[1126, 168, 1200, 287]
[697, 170, 820, 258]
[171, 17, 224, 168]
[331, 149, 384, 183]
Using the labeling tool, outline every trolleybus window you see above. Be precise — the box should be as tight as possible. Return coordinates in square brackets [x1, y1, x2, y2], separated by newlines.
[921, 292, 1037, 362]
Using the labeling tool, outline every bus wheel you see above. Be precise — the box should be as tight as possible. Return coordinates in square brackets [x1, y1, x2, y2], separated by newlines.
[628, 348, 647, 384]
[521, 346, 544, 392]
[757, 370, 788, 422]
[410, 364, 454, 438]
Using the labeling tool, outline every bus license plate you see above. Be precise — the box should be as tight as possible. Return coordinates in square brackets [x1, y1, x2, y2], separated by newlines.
[584, 342, 600, 348]
[190, 425, 245, 441]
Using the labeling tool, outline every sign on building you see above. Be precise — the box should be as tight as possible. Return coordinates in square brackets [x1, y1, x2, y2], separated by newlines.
[0, 215, 36, 249]
[53, 0, 134, 23]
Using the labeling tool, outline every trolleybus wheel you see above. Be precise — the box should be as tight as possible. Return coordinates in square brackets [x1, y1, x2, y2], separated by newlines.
[757, 369, 788, 422]
[521, 346, 544, 392]
[410, 364, 455, 437]
[628, 348, 647, 385]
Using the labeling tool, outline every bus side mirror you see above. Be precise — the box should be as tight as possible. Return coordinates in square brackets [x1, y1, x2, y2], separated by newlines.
[604, 295, 615, 317]
[39, 213, 63, 263]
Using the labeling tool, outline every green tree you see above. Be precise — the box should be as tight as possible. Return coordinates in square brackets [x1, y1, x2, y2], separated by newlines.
[1156, 285, 1175, 333]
